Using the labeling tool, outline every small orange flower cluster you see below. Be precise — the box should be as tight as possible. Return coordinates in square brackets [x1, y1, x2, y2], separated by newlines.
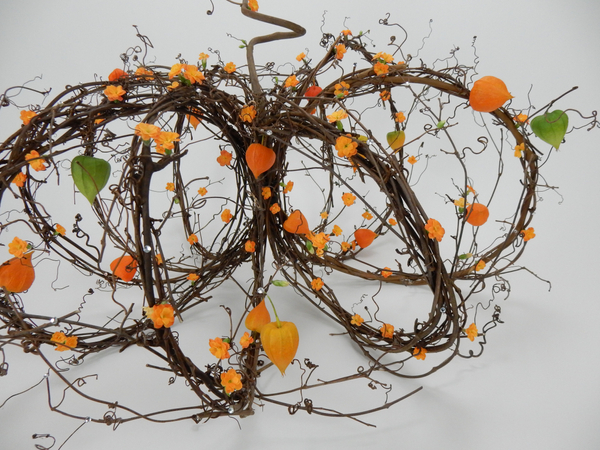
[381, 267, 392, 278]
[283, 181, 294, 194]
[25, 150, 47, 172]
[245, 240, 256, 253]
[20, 110, 37, 125]
[224, 62, 236, 74]
[168, 63, 205, 85]
[334, 81, 350, 98]
[296, 52, 306, 62]
[407, 155, 417, 165]
[327, 109, 348, 123]
[239, 105, 257, 123]
[362, 211, 373, 220]
[380, 90, 391, 101]
[8, 237, 28, 259]
[270, 203, 281, 214]
[51, 332, 78, 352]
[335, 135, 358, 158]
[198, 187, 208, 196]
[380, 323, 394, 339]
[209, 337, 230, 360]
[335, 44, 346, 60]
[54, 224, 66, 236]
[308, 232, 330, 257]
[311, 277, 324, 291]
[217, 150, 233, 166]
[239, 331, 253, 348]
[465, 323, 478, 342]
[221, 209, 233, 223]
[143, 304, 175, 328]
[188, 234, 198, 245]
[331, 225, 342, 236]
[262, 187, 271, 199]
[514, 142, 525, 158]
[11, 172, 27, 187]
[221, 368, 243, 394]
[521, 227, 535, 241]
[134, 123, 180, 155]
[395, 112, 406, 123]
[413, 347, 427, 360]
[187, 273, 199, 282]
[342, 192, 356, 206]
[166, 182, 175, 192]
[104, 85, 127, 102]
[424, 218, 445, 242]
[284, 75, 299, 88]
[351, 314, 364, 326]
[475, 260, 486, 272]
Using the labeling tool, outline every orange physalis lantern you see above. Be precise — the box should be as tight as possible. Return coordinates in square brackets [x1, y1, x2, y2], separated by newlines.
[304, 86, 323, 97]
[261, 320, 299, 375]
[283, 210, 310, 235]
[110, 255, 138, 282]
[354, 229, 377, 248]
[0, 252, 35, 293]
[246, 143, 276, 178]
[245, 298, 271, 332]
[108, 68, 127, 81]
[469, 76, 513, 113]
[465, 203, 490, 226]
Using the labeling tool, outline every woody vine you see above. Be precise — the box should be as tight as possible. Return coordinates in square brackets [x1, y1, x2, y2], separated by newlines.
[0, 0, 596, 428]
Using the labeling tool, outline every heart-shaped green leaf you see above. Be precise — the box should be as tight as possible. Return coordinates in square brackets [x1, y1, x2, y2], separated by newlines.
[71, 155, 111, 204]
[530, 110, 568, 149]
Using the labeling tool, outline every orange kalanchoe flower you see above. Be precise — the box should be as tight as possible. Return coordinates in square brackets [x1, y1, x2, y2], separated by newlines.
[167, 81, 180, 91]
[308, 232, 330, 257]
[168, 63, 185, 79]
[209, 337, 230, 360]
[221, 368, 243, 394]
[334, 81, 350, 98]
[25, 150, 47, 172]
[245, 240, 256, 253]
[239, 105, 257, 123]
[342, 29, 352, 36]
[270, 203, 281, 214]
[224, 62, 236, 73]
[261, 187, 271, 199]
[395, 112, 406, 123]
[380, 323, 394, 339]
[240, 331, 254, 349]
[311, 277, 324, 291]
[320, 211, 328, 219]
[335, 135, 358, 158]
[155, 131, 180, 154]
[104, 85, 126, 102]
[156, 254, 163, 265]
[20, 110, 37, 125]
[381, 267, 392, 278]
[284, 75, 299, 88]
[335, 44, 347, 60]
[198, 52, 209, 61]
[341, 241, 351, 252]
[283, 181, 294, 194]
[217, 150, 233, 166]
[373, 62, 389, 77]
[143, 304, 175, 328]
[108, 68, 127, 81]
[8, 237, 28, 259]
[198, 187, 207, 196]
[413, 347, 427, 360]
[182, 65, 205, 84]
[475, 260, 486, 272]
[327, 109, 348, 123]
[134, 67, 154, 79]
[514, 142, 525, 158]
[380, 90, 391, 101]
[166, 182, 175, 192]
[388, 218, 397, 226]
[407, 155, 417, 165]
[54, 224, 66, 236]
[187, 273, 199, 282]
[135, 123, 161, 141]
[372, 52, 394, 63]
[247, 0, 258, 12]
[424, 218, 445, 242]
[332, 225, 342, 236]
[296, 52, 306, 61]
[188, 234, 198, 245]
[362, 211, 373, 220]
[51, 332, 78, 352]
[351, 314, 364, 326]
[465, 323, 478, 342]
[221, 209, 233, 223]
[521, 227, 536, 241]
[342, 192, 356, 206]
[514, 113, 528, 123]
[12, 172, 27, 188]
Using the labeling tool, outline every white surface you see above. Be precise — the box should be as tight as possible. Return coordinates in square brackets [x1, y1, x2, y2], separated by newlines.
[1, 0, 599, 448]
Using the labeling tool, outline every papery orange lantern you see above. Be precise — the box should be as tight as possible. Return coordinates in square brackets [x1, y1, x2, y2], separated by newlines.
[283, 210, 310, 235]
[469, 76, 513, 113]
[354, 229, 377, 248]
[261, 320, 299, 375]
[245, 298, 271, 332]
[108, 68, 127, 82]
[465, 203, 489, 226]
[110, 255, 138, 282]
[304, 86, 323, 97]
[0, 252, 35, 293]
[246, 143, 276, 178]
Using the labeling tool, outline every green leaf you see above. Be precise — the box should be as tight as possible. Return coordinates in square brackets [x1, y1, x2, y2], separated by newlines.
[437, 120, 446, 129]
[71, 155, 111, 204]
[530, 110, 568, 149]
[305, 240, 314, 254]
[271, 280, 289, 287]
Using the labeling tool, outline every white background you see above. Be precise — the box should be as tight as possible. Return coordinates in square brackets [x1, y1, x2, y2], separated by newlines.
[1, 0, 599, 448]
